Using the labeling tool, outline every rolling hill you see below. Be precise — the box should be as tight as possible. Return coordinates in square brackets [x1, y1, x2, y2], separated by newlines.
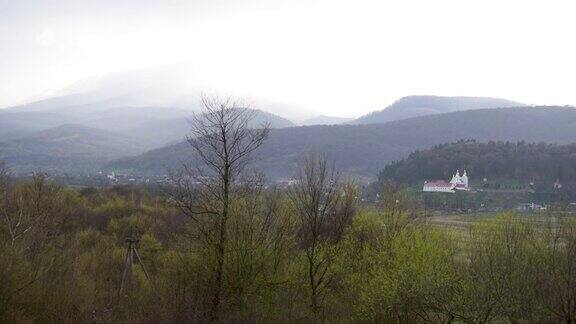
[85, 107, 295, 147]
[351, 95, 524, 125]
[0, 124, 147, 173]
[107, 106, 576, 180]
[0, 108, 296, 174]
[0, 105, 295, 149]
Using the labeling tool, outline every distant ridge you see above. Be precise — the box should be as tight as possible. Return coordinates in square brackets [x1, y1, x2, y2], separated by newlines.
[0, 107, 296, 174]
[351, 95, 525, 125]
[0, 104, 295, 148]
[0, 124, 146, 173]
[300, 115, 354, 126]
[107, 106, 576, 179]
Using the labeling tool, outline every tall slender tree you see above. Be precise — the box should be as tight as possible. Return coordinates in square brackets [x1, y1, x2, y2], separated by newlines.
[171, 95, 269, 321]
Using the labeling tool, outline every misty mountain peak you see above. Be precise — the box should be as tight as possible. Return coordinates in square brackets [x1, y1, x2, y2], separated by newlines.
[351, 95, 525, 125]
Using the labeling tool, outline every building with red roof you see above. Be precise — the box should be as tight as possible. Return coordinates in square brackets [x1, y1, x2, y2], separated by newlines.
[423, 170, 470, 193]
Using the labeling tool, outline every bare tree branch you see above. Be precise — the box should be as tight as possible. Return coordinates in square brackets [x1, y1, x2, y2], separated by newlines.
[289, 154, 357, 313]
[169, 94, 270, 321]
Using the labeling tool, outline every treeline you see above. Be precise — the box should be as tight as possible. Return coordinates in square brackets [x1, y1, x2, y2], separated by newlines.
[378, 140, 576, 187]
[3, 169, 576, 322]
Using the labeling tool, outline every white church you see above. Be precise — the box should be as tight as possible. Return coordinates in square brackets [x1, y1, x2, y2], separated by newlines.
[423, 170, 470, 193]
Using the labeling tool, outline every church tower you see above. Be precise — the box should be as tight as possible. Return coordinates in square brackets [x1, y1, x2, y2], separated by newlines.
[450, 170, 461, 184]
[461, 170, 469, 188]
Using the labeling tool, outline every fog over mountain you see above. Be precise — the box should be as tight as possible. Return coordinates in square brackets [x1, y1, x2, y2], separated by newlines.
[0, 65, 301, 148]
[2, 64, 313, 117]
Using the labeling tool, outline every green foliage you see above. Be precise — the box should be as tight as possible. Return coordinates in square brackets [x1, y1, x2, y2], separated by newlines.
[336, 209, 459, 322]
[2, 177, 576, 322]
[108, 215, 154, 242]
[461, 214, 540, 322]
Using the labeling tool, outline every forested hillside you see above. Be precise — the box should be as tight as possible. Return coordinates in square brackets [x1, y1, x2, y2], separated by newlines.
[108, 106, 576, 179]
[0, 124, 147, 173]
[378, 140, 576, 185]
[351, 95, 524, 124]
[0, 109, 295, 174]
[0, 105, 295, 147]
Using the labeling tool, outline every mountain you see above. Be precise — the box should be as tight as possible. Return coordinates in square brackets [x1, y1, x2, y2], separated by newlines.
[0, 124, 146, 173]
[0, 64, 309, 150]
[0, 107, 295, 174]
[0, 111, 68, 140]
[0, 103, 295, 149]
[106, 106, 576, 180]
[78, 107, 295, 147]
[351, 95, 525, 125]
[0, 96, 193, 139]
[1, 63, 308, 121]
[244, 109, 296, 128]
[3, 64, 215, 114]
[300, 115, 354, 126]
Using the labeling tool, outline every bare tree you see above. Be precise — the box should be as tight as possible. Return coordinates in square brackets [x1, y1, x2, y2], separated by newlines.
[289, 155, 356, 313]
[224, 173, 297, 317]
[170, 95, 270, 321]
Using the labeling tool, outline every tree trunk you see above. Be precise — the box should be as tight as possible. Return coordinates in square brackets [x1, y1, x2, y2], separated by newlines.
[210, 217, 226, 321]
[210, 171, 230, 321]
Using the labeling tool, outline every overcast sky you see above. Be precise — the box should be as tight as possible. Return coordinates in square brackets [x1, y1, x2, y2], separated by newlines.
[1, 0, 575, 117]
